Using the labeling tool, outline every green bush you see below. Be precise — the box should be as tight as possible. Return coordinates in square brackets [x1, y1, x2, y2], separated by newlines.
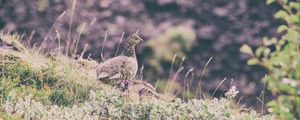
[143, 26, 196, 73]
[241, 0, 300, 119]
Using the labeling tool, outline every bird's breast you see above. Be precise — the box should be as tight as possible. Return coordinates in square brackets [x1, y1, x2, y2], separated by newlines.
[97, 56, 138, 80]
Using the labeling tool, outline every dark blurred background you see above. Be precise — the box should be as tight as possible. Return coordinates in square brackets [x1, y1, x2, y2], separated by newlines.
[0, 0, 280, 107]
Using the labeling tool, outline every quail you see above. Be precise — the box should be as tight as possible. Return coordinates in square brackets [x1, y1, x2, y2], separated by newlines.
[96, 34, 143, 84]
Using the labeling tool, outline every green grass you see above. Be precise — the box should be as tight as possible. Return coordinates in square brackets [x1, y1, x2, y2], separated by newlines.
[0, 111, 22, 120]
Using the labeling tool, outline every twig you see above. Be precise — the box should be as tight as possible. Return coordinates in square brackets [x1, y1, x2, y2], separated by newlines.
[66, 0, 77, 56]
[80, 44, 88, 59]
[195, 57, 212, 99]
[26, 30, 36, 48]
[155, 78, 160, 90]
[38, 11, 65, 53]
[182, 68, 194, 99]
[256, 97, 269, 115]
[211, 77, 227, 98]
[100, 30, 108, 62]
[165, 56, 185, 93]
[165, 54, 177, 93]
[74, 22, 86, 57]
[55, 29, 61, 56]
[23, 33, 30, 48]
[166, 66, 184, 93]
[167, 54, 177, 81]
[115, 32, 124, 57]
[139, 63, 144, 81]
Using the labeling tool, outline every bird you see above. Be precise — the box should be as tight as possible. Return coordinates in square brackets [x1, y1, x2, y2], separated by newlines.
[96, 34, 143, 84]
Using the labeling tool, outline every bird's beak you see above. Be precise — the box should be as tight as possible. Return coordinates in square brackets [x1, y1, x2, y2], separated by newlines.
[132, 34, 144, 42]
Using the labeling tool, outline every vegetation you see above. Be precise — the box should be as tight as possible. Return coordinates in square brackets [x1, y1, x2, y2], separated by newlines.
[144, 26, 196, 73]
[0, 32, 274, 119]
[241, 0, 300, 119]
[0, 0, 278, 105]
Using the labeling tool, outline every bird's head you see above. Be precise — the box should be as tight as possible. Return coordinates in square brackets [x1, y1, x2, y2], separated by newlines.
[125, 34, 143, 46]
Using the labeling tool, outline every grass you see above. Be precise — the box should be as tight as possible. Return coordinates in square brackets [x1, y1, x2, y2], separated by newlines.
[0, 111, 22, 120]
[0, 32, 275, 119]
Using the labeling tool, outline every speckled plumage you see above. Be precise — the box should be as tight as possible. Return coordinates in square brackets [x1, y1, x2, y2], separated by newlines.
[96, 34, 143, 84]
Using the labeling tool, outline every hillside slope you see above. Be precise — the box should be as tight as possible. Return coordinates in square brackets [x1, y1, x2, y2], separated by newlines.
[0, 32, 274, 119]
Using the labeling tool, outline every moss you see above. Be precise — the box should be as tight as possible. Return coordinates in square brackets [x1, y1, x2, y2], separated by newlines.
[0, 111, 23, 120]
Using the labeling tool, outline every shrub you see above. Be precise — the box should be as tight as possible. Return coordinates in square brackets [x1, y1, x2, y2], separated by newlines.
[143, 26, 196, 73]
[241, 0, 300, 119]
[2, 88, 274, 120]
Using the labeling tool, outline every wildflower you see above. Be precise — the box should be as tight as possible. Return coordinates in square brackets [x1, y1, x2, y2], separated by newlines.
[225, 86, 239, 98]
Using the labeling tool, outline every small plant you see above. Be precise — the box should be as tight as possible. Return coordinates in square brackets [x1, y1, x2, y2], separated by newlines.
[241, 0, 300, 119]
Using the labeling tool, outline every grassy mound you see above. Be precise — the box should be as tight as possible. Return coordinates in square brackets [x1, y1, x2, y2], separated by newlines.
[0, 32, 274, 119]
